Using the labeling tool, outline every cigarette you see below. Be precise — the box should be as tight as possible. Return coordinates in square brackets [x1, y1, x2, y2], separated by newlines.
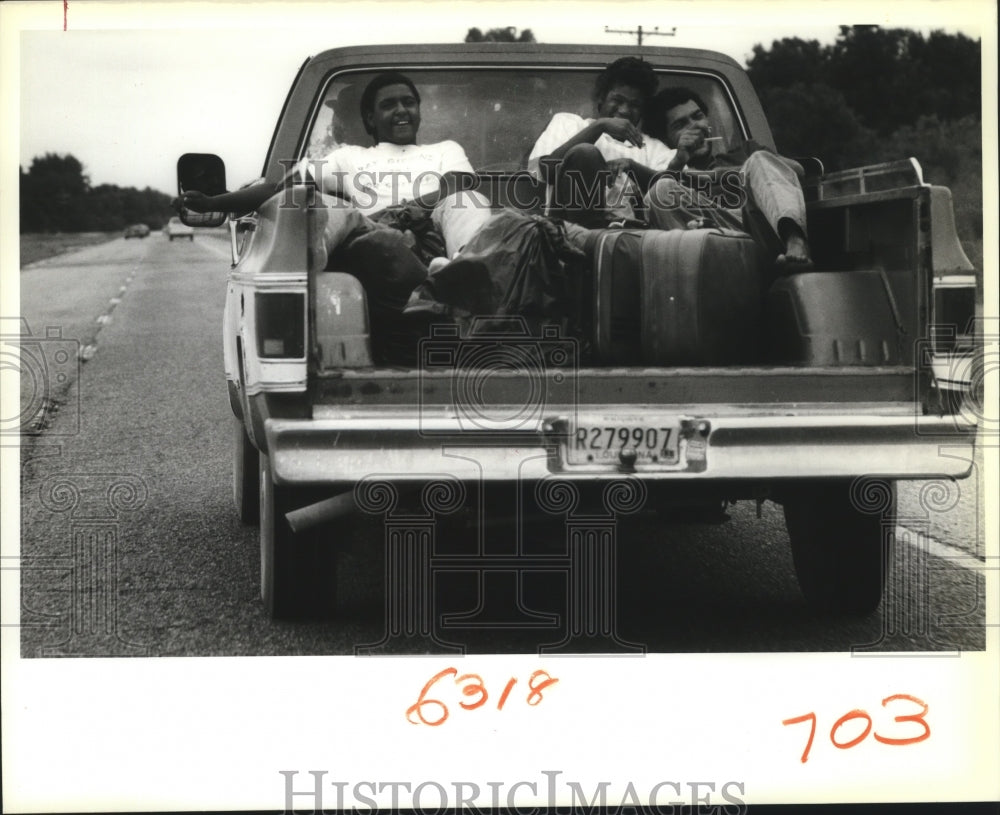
[704, 137, 724, 143]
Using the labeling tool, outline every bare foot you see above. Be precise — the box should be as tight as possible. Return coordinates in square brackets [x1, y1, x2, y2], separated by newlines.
[428, 256, 450, 274]
[776, 232, 813, 269]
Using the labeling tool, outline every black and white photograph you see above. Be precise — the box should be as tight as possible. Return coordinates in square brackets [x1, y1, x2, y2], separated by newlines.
[2, 0, 997, 811]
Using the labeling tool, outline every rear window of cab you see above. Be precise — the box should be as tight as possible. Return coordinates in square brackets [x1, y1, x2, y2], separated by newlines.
[302, 68, 745, 172]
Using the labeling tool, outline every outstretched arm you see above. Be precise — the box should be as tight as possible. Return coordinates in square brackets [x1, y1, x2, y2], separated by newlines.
[174, 181, 284, 218]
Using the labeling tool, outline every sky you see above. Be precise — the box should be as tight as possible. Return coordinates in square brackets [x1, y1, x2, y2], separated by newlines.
[6, 0, 994, 197]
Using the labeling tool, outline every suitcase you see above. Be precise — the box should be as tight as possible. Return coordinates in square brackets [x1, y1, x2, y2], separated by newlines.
[592, 228, 643, 364]
[592, 228, 763, 365]
[766, 271, 905, 365]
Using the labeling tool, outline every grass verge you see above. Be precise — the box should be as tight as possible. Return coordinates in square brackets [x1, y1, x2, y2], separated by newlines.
[20, 232, 120, 268]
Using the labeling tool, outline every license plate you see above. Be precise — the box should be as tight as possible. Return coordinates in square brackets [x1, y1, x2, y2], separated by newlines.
[566, 422, 682, 466]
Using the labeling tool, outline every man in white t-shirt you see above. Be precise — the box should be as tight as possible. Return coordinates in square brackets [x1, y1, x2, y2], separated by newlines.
[177, 71, 494, 363]
[304, 72, 492, 257]
[178, 71, 492, 259]
[316, 138, 474, 218]
[527, 57, 675, 227]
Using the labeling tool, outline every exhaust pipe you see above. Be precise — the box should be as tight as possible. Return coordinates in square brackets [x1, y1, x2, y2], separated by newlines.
[285, 484, 424, 533]
[285, 490, 358, 533]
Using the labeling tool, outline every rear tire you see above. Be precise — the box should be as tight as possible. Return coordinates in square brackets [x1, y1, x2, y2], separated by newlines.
[259, 453, 339, 619]
[233, 417, 260, 525]
[784, 479, 895, 616]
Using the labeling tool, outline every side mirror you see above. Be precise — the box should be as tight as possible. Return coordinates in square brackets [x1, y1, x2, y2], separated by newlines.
[177, 153, 228, 227]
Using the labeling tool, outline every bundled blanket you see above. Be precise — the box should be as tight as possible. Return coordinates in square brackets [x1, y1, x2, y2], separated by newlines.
[404, 209, 586, 335]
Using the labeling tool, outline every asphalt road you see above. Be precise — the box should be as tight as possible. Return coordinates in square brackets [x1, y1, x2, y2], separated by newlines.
[13, 234, 987, 657]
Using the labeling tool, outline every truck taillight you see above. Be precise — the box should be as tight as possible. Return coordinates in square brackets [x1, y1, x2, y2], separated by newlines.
[928, 275, 979, 414]
[255, 292, 306, 359]
[931, 276, 977, 353]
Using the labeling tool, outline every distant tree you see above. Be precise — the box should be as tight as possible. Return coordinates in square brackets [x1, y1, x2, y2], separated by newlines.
[746, 37, 829, 90]
[748, 26, 981, 139]
[465, 26, 535, 42]
[19, 153, 89, 232]
[876, 113, 983, 248]
[747, 26, 982, 268]
[24, 152, 90, 196]
[906, 30, 982, 123]
[756, 82, 876, 171]
[20, 152, 174, 233]
[19, 167, 49, 232]
[827, 26, 925, 136]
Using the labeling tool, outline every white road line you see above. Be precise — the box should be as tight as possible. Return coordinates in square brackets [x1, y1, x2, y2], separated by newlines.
[83, 261, 140, 356]
[896, 524, 986, 572]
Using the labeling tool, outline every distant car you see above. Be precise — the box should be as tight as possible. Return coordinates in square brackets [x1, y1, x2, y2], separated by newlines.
[166, 217, 195, 241]
[123, 223, 150, 239]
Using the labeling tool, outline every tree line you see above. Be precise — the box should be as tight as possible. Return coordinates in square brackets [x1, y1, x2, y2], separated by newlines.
[19, 153, 175, 233]
[747, 26, 980, 171]
[746, 25, 982, 259]
[465, 27, 535, 42]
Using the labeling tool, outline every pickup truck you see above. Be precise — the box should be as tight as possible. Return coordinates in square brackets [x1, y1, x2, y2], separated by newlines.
[165, 216, 195, 241]
[177, 43, 979, 622]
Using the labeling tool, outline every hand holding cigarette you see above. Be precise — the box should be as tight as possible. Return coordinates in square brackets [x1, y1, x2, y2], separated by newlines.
[703, 126, 723, 144]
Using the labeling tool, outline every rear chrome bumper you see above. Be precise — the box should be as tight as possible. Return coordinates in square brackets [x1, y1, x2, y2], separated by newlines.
[263, 404, 976, 485]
